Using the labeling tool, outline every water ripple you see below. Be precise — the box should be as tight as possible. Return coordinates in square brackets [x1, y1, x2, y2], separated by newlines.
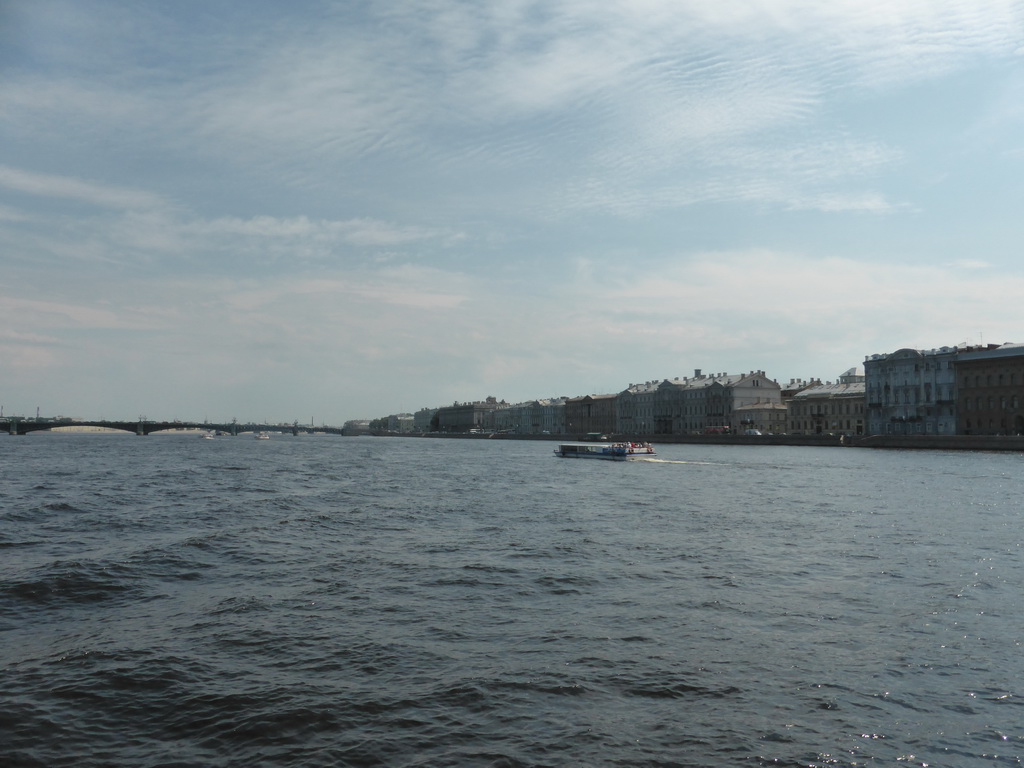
[3, 436, 1023, 766]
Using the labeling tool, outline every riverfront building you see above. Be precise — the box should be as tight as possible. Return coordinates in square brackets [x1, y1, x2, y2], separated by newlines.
[564, 394, 618, 437]
[788, 368, 866, 436]
[616, 371, 783, 436]
[668, 370, 782, 435]
[387, 413, 414, 433]
[864, 347, 961, 435]
[864, 348, 958, 434]
[861, 344, 1024, 436]
[341, 419, 372, 435]
[413, 408, 437, 432]
[370, 342, 1024, 439]
[490, 398, 566, 435]
[956, 343, 1024, 435]
[733, 401, 789, 435]
[617, 381, 660, 435]
[531, 398, 566, 434]
[436, 397, 503, 433]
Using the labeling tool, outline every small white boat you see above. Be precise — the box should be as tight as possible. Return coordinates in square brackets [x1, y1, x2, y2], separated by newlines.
[255, 431, 270, 440]
[554, 442, 656, 461]
[200, 431, 214, 439]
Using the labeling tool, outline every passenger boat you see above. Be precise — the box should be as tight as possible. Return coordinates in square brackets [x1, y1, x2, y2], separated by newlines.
[554, 442, 656, 461]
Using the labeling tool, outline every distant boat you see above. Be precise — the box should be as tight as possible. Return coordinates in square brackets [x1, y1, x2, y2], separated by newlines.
[200, 431, 214, 439]
[255, 431, 270, 440]
[554, 442, 656, 461]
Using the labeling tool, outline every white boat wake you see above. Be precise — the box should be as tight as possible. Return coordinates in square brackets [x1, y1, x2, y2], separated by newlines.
[632, 457, 721, 465]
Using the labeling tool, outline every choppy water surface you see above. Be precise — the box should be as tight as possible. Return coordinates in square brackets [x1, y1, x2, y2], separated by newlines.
[2, 433, 1023, 767]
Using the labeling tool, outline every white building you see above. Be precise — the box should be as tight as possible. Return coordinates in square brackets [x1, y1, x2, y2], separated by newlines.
[668, 370, 782, 435]
[625, 370, 783, 435]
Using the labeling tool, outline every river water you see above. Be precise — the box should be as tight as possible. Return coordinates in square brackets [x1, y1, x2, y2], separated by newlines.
[2, 433, 1022, 767]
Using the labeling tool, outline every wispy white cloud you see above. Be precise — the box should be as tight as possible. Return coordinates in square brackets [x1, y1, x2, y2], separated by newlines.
[193, 216, 458, 247]
[0, 167, 464, 275]
[597, 249, 1024, 346]
[794, 193, 900, 214]
[0, 329, 61, 344]
[0, 203, 30, 222]
[3, 0, 1017, 215]
[0, 295, 140, 332]
[0, 165, 166, 210]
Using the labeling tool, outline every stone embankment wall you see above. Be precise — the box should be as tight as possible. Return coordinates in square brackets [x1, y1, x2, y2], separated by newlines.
[849, 434, 1024, 451]
[411, 431, 1024, 451]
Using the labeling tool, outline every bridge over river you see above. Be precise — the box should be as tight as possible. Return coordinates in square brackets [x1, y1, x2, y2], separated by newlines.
[1, 418, 345, 436]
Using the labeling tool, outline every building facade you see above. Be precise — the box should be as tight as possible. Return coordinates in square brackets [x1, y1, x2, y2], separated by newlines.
[617, 381, 660, 435]
[387, 413, 414, 433]
[787, 368, 865, 436]
[864, 347, 960, 435]
[413, 408, 437, 432]
[531, 398, 566, 434]
[341, 419, 371, 435]
[491, 402, 526, 433]
[956, 343, 1024, 435]
[435, 398, 502, 433]
[676, 370, 783, 435]
[732, 402, 789, 434]
[564, 394, 618, 436]
[364, 342, 1024, 439]
[488, 398, 566, 434]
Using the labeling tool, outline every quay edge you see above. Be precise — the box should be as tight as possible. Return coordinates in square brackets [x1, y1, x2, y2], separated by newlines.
[391, 432, 1024, 452]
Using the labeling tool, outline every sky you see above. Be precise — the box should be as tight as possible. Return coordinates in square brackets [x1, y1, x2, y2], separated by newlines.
[2, 0, 1024, 424]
